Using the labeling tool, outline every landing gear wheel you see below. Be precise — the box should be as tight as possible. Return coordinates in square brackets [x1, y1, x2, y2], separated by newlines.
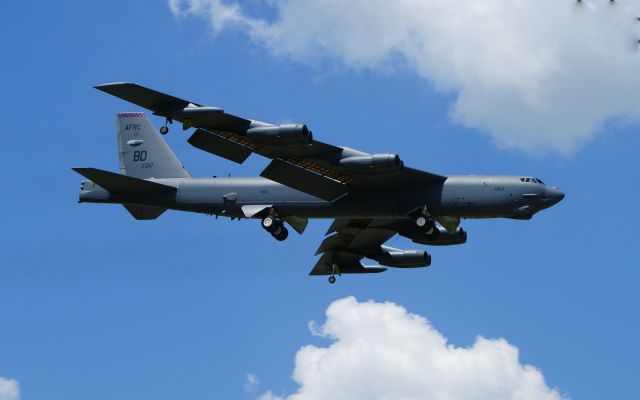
[271, 226, 289, 241]
[160, 125, 169, 135]
[328, 275, 336, 284]
[425, 224, 440, 240]
[424, 224, 435, 235]
[262, 216, 279, 232]
[415, 216, 427, 227]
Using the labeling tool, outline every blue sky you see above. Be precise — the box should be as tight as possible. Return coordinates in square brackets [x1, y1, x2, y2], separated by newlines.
[1, 1, 639, 399]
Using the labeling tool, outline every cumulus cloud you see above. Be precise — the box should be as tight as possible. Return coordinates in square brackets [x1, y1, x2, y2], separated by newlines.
[255, 297, 564, 400]
[0, 377, 19, 400]
[169, 0, 640, 154]
[245, 373, 260, 396]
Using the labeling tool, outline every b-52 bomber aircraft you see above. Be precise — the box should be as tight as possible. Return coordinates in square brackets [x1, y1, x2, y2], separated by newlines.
[75, 83, 564, 283]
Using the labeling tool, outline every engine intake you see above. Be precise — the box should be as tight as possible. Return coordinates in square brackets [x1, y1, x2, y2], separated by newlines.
[339, 153, 403, 173]
[246, 124, 312, 145]
[376, 248, 431, 268]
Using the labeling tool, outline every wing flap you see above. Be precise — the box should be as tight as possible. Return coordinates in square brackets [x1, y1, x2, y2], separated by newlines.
[260, 159, 349, 201]
[188, 129, 253, 164]
[73, 168, 177, 194]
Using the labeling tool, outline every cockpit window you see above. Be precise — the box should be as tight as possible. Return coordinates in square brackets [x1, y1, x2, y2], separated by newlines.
[521, 177, 544, 183]
[521, 177, 544, 184]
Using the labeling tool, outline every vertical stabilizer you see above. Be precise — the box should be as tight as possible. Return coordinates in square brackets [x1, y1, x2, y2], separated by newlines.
[116, 113, 190, 179]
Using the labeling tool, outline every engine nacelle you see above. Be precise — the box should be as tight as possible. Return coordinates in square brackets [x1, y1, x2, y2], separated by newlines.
[411, 227, 467, 246]
[339, 153, 403, 173]
[246, 124, 312, 145]
[376, 249, 431, 268]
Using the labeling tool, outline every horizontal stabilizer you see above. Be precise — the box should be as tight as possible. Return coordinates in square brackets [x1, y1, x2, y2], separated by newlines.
[123, 205, 167, 220]
[188, 129, 252, 164]
[73, 168, 177, 194]
[261, 159, 349, 202]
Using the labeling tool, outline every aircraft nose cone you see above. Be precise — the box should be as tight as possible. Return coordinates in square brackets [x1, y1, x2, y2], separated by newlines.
[545, 186, 565, 205]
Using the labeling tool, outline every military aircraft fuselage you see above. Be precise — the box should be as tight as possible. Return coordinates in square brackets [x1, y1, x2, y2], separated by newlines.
[77, 85, 565, 281]
[80, 174, 564, 220]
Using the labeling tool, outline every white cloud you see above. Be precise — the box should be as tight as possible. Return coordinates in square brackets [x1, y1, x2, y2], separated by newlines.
[245, 373, 260, 396]
[0, 377, 19, 400]
[255, 297, 565, 400]
[169, 0, 640, 154]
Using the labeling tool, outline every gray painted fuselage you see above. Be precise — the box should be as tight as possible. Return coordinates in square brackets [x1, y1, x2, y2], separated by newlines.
[80, 174, 564, 220]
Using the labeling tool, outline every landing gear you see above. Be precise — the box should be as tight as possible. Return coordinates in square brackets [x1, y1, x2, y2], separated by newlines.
[261, 216, 279, 232]
[424, 224, 440, 240]
[159, 118, 172, 135]
[261, 215, 289, 241]
[271, 225, 289, 241]
[414, 205, 433, 227]
[414, 206, 439, 239]
[424, 224, 435, 235]
[328, 263, 340, 284]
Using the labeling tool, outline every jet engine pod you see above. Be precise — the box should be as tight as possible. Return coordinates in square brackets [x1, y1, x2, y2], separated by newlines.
[411, 227, 467, 246]
[181, 106, 224, 118]
[246, 124, 312, 145]
[339, 153, 404, 173]
[376, 249, 431, 268]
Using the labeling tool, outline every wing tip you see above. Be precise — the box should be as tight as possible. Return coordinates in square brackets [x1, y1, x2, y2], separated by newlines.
[72, 167, 92, 175]
[94, 82, 136, 91]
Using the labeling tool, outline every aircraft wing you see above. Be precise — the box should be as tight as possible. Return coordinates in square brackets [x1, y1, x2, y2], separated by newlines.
[96, 83, 446, 201]
[309, 218, 400, 275]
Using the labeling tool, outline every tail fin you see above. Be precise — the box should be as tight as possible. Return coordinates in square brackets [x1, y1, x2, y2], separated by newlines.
[116, 113, 190, 179]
